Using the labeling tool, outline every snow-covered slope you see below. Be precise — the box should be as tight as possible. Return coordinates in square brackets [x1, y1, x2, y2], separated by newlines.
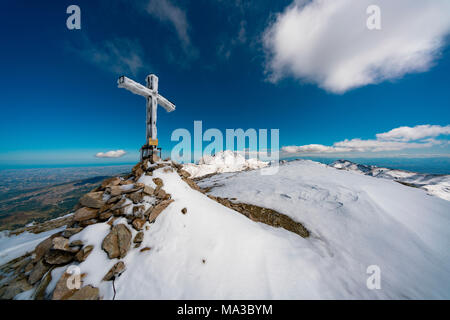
[198, 160, 450, 299]
[330, 160, 450, 201]
[182, 150, 268, 178]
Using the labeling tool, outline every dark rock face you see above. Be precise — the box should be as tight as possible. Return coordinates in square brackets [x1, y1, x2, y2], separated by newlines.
[102, 224, 132, 259]
[44, 250, 74, 265]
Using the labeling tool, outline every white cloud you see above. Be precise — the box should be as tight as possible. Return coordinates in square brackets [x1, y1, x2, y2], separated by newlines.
[146, 0, 192, 50]
[71, 36, 145, 76]
[376, 125, 450, 142]
[264, 0, 450, 93]
[95, 150, 127, 158]
[282, 124, 449, 154]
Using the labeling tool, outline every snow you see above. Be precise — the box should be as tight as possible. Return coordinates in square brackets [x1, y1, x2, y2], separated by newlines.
[330, 160, 450, 201]
[0, 227, 66, 266]
[3, 157, 449, 299]
[198, 160, 450, 299]
[182, 150, 269, 178]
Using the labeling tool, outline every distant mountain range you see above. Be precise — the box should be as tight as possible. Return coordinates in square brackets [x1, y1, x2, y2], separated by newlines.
[329, 160, 450, 201]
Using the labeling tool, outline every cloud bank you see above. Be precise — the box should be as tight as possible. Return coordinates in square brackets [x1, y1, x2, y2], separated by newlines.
[95, 150, 127, 158]
[264, 0, 450, 93]
[282, 125, 450, 154]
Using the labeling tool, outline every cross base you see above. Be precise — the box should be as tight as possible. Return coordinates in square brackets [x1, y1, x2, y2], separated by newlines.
[140, 145, 161, 163]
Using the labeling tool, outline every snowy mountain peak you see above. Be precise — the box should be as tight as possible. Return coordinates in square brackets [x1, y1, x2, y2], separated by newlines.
[183, 150, 269, 178]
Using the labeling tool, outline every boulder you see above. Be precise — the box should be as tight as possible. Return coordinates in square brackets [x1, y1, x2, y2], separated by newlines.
[99, 211, 113, 221]
[155, 189, 170, 200]
[28, 260, 50, 285]
[33, 236, 54, 262]
[75, 245, 94, 262]
[103, 261, 126, 281]
[79, 219, 98, 228]
[79, 192, 105, 209]
[101, 177, 121, 189]
[143, 185, 155, 196]
[44, 250, 74, 265]
[70, 240, 83, 247]
[107, 195, 122, 204]
[132, 218, 146, 231]
[132, 205, 145, 217]
[52, 237, 70, 251]
[102, 224, 132, 259]
[62, 227, 83, 238]
[74, 207, 98, 222]
[153, 178, 164, 190]
[181, 208, 187, 215]
[107, 186, 123, 197]
[133, 231, 144, 244]
[52, 272, 78, 300]
[148, 199, 174, 223]
[128, 191, 144, 204]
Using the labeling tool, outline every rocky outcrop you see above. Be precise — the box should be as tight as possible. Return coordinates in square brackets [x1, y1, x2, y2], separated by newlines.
[102, 224, 132, 259]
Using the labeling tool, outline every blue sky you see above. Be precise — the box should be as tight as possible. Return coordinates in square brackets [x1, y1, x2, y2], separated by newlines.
[1, 0, 449, 168]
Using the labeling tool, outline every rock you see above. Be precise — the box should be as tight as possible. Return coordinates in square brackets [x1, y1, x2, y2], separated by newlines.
[99, 211, 113, 221]
[75, 245, 94, 262]
[128, 191, 144, 204]
[102, 261, 126, 281]
[74, 207, 99, 222]
[101, 177, 121, 189]
[70, 240, 83, 247]
[178, 169, 191, 178]
[133, 231, 144, 243]
[33, 236, 54, 262]
[52, 272, 78, 300]
[24, 261, 34, 273]
[0, 278, 33, 299]
[181, 208, 187, 214]
[135, 167, 144, 179]
[107, 186, 123, 197]
[52, 237, 70, 251]
[102, 224, 132, 259]
[134, 182, 145, 189]
[44, 250, 74, 265]
[28, 260, 50, 285]
[110, 198, 127, 210]
[155, 189, 170, 200]
[66, 284, 100, 300]
[148, 200, 174, 223]
[132, 205, 145, 217]
[132, 218, 146, 231]
[140, 247, 151, 253]
[79, 192, 106, 209]
[107, 195, 122, 204]
[153, 178, 164, 189]
[62, 228, 83, 238]
[120, 180, 134, 185]
[34, 270, 52, 300]
[143, 185, 155, 196]
[79, 219, 98, 227]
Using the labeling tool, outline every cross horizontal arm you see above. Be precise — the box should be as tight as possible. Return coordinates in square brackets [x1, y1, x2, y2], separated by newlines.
[157, 94, 176, 112]
[118, 76, 154, 97]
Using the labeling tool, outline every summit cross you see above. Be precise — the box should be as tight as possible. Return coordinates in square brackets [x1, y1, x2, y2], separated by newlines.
[118, 74, 176, 161]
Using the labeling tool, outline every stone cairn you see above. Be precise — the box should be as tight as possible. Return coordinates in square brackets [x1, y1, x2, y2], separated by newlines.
[0, 161, 192, 300]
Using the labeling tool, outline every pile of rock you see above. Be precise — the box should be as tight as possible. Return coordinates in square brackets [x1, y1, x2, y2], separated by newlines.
[0, 160, 178, 300]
